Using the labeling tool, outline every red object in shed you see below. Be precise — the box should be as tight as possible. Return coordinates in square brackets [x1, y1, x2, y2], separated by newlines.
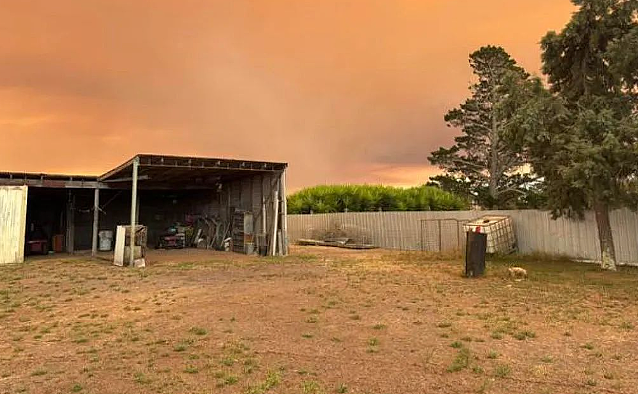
[26, 240, 48, 255]
[52, 235, 65, 253]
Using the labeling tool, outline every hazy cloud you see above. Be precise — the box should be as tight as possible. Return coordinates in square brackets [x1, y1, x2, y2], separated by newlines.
[0, 0, 574, 190]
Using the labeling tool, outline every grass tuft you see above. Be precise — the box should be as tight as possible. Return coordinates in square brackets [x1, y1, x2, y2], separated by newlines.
[447, 347, 471, 372]
[189, 327, 208, 336]
[494, 364, 511, 378]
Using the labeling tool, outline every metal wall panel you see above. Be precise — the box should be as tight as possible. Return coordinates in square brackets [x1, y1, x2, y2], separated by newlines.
[288, 209, 638, 265]
[222, 173, 284, 254]
[0, 186, 28, 264]
[252, 176, 265, 234]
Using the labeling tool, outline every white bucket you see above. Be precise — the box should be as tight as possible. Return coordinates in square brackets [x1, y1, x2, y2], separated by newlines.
[98, 230, 114, 251]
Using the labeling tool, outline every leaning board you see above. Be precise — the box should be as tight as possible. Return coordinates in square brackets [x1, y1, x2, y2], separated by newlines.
[0, 186, 28, 264]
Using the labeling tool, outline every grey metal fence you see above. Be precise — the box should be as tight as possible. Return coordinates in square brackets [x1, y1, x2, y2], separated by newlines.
[419, 219, 467, 252]
[287, 209, 638, 265]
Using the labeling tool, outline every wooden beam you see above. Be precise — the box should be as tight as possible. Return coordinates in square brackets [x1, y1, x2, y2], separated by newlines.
[279, 170, 288, 256]
[129, 157, 139, 266]
[269, 185, 279, 256]
[261, 175, 268, 235]
[0, 178, 105, 189]
[102, 175, 150, 183]
[91, 188, 100, 257]
[66, 191, 75, 253]
[98, 156, 137, 181]
[136, 194, 140, 224]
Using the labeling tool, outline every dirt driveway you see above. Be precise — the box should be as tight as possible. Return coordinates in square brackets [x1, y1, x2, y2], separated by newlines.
[1, 247, 637, 394]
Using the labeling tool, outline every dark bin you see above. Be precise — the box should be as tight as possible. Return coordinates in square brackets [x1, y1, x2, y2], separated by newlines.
[465, 231, 487, 278]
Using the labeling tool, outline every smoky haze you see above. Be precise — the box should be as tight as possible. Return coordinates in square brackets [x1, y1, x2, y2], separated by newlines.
[0, 0, 574, 190]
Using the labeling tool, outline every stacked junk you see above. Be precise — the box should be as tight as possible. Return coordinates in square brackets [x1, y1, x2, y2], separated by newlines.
[105, 209, 270, 267]
[153, 211, 260, 254]
[155, 215, 233, 252]
[297, 222, 376, 250]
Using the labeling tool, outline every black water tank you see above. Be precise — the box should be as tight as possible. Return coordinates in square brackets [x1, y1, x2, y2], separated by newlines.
[465, 231, 487, 278]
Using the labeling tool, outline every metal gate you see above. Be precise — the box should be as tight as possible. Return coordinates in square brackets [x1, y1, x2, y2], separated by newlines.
[419, 218, 468, 252]
[0, 186, 28, 264]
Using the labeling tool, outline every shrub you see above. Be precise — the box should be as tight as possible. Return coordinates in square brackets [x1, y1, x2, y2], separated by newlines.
[287, 185, 469, 214]
[495, 364, 511, 378]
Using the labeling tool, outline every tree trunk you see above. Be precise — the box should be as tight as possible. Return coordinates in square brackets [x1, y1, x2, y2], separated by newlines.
[489, 84, 500, 207]
[488, 123, 500, 206]
[593, 201, 617, 271]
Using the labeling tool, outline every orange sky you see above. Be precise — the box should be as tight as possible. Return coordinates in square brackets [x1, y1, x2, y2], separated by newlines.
[0, 0, 575, 190]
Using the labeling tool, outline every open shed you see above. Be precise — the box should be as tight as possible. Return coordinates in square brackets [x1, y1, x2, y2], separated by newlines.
[0, 154, 288, 265]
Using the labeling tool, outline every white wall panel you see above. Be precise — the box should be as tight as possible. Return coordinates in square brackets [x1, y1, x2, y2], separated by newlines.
[0, 186, 28, 265]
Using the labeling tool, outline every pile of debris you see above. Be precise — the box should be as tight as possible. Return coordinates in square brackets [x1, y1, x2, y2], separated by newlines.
[155, 216, 232, 251]
[191, 216, 231, 251]
[298, 222, 375, 250]
[297, 237, 375, 250]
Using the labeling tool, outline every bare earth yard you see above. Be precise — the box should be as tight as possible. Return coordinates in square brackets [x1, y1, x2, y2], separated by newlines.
[1, 247, 637, 394]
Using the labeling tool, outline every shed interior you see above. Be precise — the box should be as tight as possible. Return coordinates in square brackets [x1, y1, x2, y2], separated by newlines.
[25, 188, 69, 254]
[1, 155, 288, 260]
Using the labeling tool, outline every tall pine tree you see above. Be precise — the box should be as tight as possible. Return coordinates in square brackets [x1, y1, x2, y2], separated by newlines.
[429, 46, 537, 208]
[511, 0, 638, 270]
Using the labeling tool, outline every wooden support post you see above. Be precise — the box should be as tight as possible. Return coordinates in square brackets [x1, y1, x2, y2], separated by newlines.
[261, 175, 267, 235]
[269, 187, 279, 256]
[66, 191, 75, 253]
[91, 188, 100, 257]
[129, 157, 139, 266]
[136, 195, 140, 224]
[437, 220, 442, 252]
[261, 197, 267, 234]
[249, 176, 254, 212]
[279, 170, 288, 256]
[227, 187, 231, 222]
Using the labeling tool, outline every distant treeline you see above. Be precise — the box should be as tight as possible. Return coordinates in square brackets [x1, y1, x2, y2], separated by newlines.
[287, 185, 469, 214]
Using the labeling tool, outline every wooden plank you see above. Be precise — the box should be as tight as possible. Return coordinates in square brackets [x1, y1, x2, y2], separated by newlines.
[113, 226, 126, 266]
[269, 188, 279, 256]
[0, 178, 103, 189]
[129, 157, 139, 266]
[91, 188, 100, 256]
[66, 192, 75, 253]
[280, 170, 288, 255]
[0, 186, 28, 264]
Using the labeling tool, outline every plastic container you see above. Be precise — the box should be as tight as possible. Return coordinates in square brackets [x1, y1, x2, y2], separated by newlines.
[463, 216, 516, 254]
[465, 231, 487, 277]
[52, 234, 65, 253]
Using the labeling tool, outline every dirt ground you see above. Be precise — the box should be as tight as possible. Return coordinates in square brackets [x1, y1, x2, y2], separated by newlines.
[1, 247, 637, 394]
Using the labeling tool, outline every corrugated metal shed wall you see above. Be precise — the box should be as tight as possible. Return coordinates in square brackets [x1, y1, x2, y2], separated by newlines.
[288, 209, 638, 265]
[0, 186, 28, 264]
[226, 173, 279, 237]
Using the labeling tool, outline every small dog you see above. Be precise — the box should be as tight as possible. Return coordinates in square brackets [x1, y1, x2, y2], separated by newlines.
[508, 267, 528, 280]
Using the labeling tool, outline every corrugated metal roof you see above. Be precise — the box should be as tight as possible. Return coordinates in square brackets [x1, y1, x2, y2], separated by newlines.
[0, 154, 288, 189]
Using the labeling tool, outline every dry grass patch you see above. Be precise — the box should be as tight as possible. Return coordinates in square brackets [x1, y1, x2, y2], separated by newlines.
[0, 248, 636, 394]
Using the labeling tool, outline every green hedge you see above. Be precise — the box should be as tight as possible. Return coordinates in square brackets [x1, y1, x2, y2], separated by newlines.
[287, 185, 469, 214]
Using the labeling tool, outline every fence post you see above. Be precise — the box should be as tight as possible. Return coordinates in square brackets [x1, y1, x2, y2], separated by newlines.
[438, 219, 442, 252]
